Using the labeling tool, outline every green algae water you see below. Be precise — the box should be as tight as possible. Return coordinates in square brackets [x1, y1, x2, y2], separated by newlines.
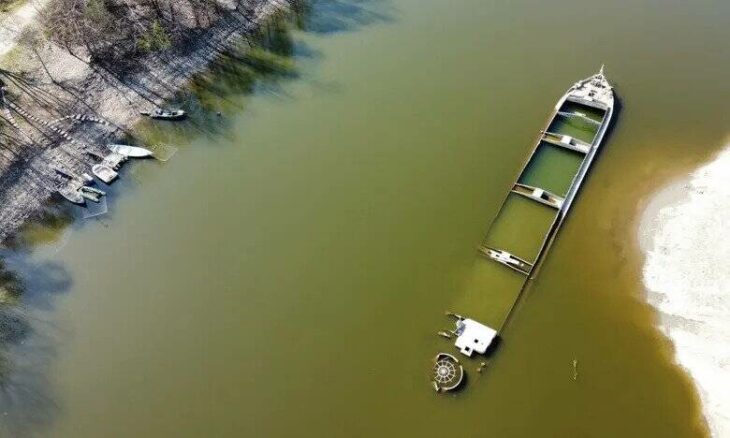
[484, 194, 556, 262]
[519, 142, 585, 196]
[3, 0, 730, 436]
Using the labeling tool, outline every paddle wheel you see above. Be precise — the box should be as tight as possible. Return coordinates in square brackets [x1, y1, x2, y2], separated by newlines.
[431, 353, 464, 392]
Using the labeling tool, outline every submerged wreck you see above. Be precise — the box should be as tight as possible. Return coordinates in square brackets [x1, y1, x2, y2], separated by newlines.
[432, 67, 614, 392]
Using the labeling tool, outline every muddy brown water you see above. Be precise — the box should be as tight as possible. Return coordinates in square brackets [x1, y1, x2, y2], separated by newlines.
[2, 0, 730, 436]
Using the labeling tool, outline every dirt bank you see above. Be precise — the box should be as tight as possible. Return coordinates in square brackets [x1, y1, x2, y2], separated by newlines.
[0, 0, 292, 243]
[0, 0, 52, 57]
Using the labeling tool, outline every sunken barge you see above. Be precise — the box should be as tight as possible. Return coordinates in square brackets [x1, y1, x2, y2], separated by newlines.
[432, 67, 615, 392]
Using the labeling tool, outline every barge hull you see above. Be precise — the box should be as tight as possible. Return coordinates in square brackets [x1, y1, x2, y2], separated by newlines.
[488, 69, 614, 331]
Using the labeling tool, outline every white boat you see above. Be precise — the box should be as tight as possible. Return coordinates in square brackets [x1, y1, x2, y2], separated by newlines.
[92, 164, 118, 184]
[107, 144, 153, 158]
[102, 152, 126, 170]
[79, 189, 101, 203]
[58, 187, 84, 205]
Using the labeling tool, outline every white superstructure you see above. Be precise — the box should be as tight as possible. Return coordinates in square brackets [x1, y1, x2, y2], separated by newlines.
[454, 318, 498, 357]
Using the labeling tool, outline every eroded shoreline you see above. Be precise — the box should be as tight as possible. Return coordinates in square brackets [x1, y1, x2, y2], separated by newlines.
[0, 0, 292, 244]
[640, 144, 730, 438]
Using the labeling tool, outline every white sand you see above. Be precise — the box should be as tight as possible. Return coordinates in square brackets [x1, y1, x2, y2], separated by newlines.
[640, 146, 730, 438]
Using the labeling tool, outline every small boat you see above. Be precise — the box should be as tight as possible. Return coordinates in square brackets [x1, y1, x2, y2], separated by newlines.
[79, 188, 102, 203]
[102, 152, 127, 170]
[92, 164, 118, 184]
[107, 144, 153, 158]
[79, 185, 106, 202]
[58, 187, 84, 205]
[52, 165, 76, 180]
[140, 108, 186, 121]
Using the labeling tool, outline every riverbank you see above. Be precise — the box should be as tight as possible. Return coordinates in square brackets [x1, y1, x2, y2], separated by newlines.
[0, 0, 51, 57]
[639, 143, 730, 438]
[0, 0, 292, 244]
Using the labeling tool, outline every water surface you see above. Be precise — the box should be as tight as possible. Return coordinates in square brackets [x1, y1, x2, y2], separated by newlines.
[518, 142, 585, 197]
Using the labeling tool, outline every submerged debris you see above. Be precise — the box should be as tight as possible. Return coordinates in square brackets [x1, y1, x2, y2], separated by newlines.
[437, 331, 452, 339]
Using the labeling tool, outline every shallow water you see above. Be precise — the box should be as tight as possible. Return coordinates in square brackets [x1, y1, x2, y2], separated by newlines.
[3, 0, 730, 436]
[518, 142, 585, 197]
[484, 193, 556, 262]
[548, 114, 599, 144]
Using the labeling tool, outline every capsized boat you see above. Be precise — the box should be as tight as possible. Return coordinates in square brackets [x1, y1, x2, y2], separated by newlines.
[107, 144, 153, 158]
[140, 108, 186, 121]
[92, 164, 118, 184]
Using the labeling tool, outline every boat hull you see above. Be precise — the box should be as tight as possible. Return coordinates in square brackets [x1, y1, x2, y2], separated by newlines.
[58, 189, 84, 205]
[92, 164, 118, 184]
[107, 144, 153, 158]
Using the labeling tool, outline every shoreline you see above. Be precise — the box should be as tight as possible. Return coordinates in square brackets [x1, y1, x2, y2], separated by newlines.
[639, 143, 730, 438]
[0, 0, 292, 244]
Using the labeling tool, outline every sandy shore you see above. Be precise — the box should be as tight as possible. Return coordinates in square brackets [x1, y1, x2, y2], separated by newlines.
[0, 0, 51, 57]
[639, 144, 730, 438]
[0, 0, 291, 243]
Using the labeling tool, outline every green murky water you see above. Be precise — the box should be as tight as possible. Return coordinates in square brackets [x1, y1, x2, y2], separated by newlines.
[2, 0, 730, 436]
[548, 114, 599, 144]
[484, 193, 556, 261]
[519, 142, 585, 197]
